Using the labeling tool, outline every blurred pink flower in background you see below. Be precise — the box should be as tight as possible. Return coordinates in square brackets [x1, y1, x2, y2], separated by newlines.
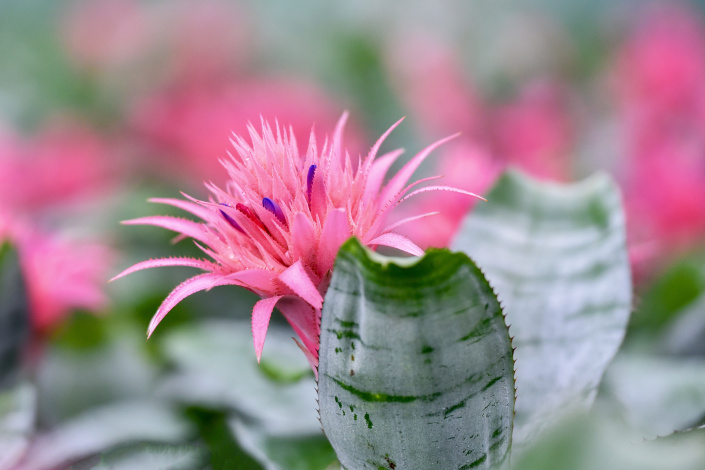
[61, 0, 366, 196]
[386, 35, 484, 140]
[386, 35, 574, 248]
[392, 141, 500, 249]
[624, 137, 705, 246]
[152, 0, 250, 86]
[61, 0, 147, 73]
[69, 0, 369, 191]
[0, 214, 113, 335]
[388, 14, 705, 273]
[613, 3, 705, 265]
[61, 0, 248, 84]
[131, 80, 365, 188]
[0, 119, 117, 213]
[0, 118, 116, 334]
[614, 3, 705, 119]
[112, 115, 480, 372]
[491, 80, 573, 182]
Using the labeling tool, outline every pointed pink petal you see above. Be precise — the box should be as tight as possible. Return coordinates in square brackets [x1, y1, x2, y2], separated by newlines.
[382, 212, 440, 233]
[317, 208, 351, 274]
[399, 185, 485, 204]
[395, 175, 444, 199]
[171, 234, 189, 244]
[278, 260, 323, 309]
[252, 295, 283, 362]
[293, 336, 319, 377]
[224, 269, 277, 294]
[364, 176, 443, 240]
[378, 133, 459, 207]
[147, 273, 228, 337]
[123, 216, 209, 244]
[368, 233, 425, 257]
[332, 112, 349, 165]
[291, 212, 316, 265]
[310, 166, 329, 221]
[362, 149, 405, 202]
[365, 117, 405, 164]
[109, 257, 217, 282]
[149, 197, 214, 221]
[277, 297, 319, 361]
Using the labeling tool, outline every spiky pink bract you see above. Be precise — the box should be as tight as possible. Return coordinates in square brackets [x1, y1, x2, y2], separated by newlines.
[112, 113, 481, 373]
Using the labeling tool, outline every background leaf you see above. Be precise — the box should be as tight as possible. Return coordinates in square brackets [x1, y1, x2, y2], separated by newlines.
[86, 443, 204, 470]
[318, 238, 515, 470]
[0, 243, 33, 470]
[660, 291, 705, 357]
[514, 414, 705, 470]
[0, 382, 35, 470]
[18, 400, 192, 470]
[602, 355, 705, 437]
[36, 325, 160, 426]
[452, 169, 632, 450]
[159, 320, 320, 435]
[231, 419, 337, 470]
[0, 242, 29, 389]
[159, 319, 332, 468]
[630, 260, 705, 336]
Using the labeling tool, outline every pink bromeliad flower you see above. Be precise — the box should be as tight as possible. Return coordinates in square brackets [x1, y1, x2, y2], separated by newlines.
[0, 212, 113, 335]
[0, 119, 116, 213]
[112, 114, 480, 372]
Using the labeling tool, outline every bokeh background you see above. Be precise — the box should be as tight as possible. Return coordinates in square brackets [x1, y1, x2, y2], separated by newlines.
[3, 0, 705, 468]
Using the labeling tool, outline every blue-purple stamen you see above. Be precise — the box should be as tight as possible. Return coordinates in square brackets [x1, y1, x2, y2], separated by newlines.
[219, 203, 244, 232]
[306, 164, 317, 204]
[262, 197, 287, 225]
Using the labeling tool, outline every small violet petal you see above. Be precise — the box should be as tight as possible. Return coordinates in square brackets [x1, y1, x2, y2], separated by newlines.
[307, 164, 317, 204]
[219, 203, 244, 232]
[262, 197, 287, 225]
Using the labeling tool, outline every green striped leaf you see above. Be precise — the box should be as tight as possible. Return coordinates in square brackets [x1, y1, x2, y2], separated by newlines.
[452, 169, 631, 450]
[318, 238, 515, 470]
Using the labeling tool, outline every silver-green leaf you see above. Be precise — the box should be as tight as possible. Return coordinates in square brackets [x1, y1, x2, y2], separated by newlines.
[318, 238, 515, 470]
[90, 444, 204, 470]
[231, 419, 338, 470]
[603, 355, 705, 438]
[160, 320, 334, 469]
[452, 169, 632, 450]
[0, 382, 35, 470]
[19, 400, 191, 470]
[159, 319, 320, 435]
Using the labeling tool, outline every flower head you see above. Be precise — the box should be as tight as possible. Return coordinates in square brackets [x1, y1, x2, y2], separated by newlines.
[0, 212, 113, 334]
[0, 119, 116, 213]
[112, 113, 480, 372]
